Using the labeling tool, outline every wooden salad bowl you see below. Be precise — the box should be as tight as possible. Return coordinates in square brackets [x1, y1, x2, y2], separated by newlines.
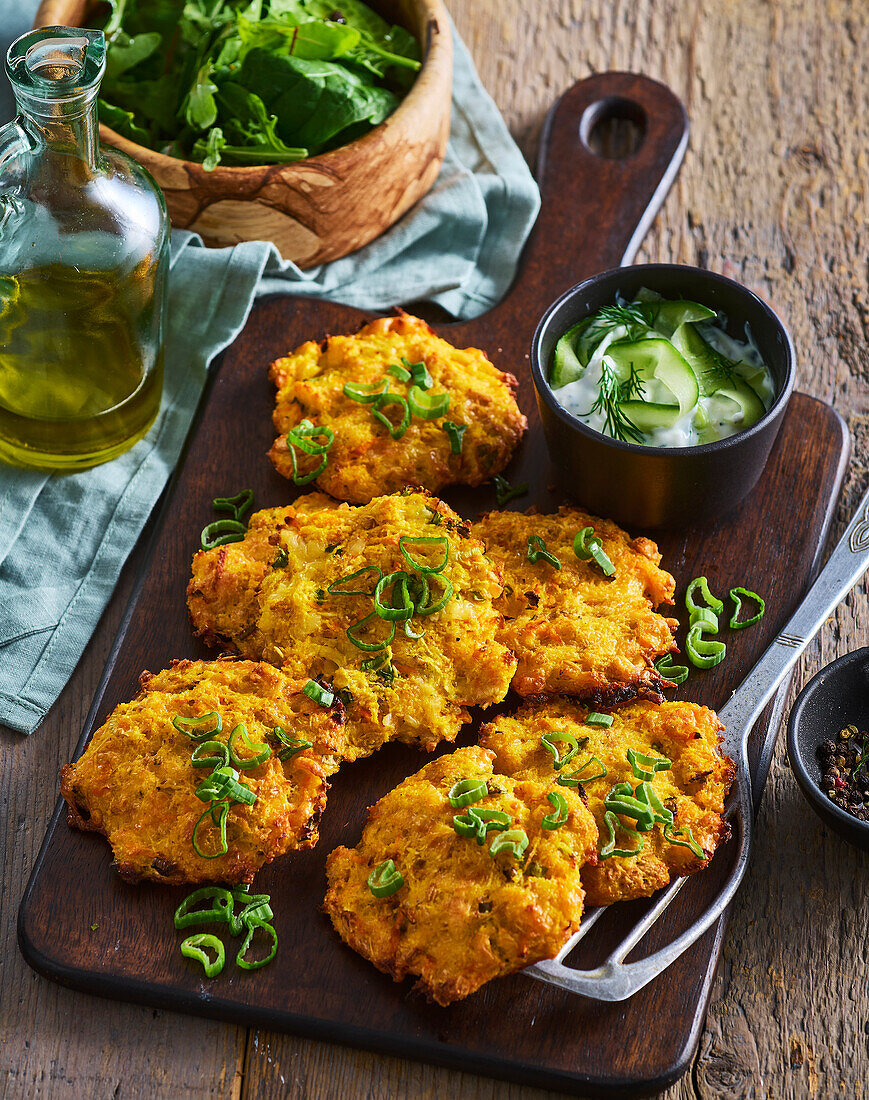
[34, 0, 452, 267]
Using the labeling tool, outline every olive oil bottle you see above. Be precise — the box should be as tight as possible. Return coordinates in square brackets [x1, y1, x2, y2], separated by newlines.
[0, 28, 168, 470]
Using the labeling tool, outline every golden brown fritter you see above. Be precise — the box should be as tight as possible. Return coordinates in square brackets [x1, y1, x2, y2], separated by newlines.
[323, 746, 599, 1006]
[479, 699, 734, 907]
[472, 507, 679, 704]
[187, 490, 517, 759]
[268, 312, 527, 503]
[61, 659, 335, 885]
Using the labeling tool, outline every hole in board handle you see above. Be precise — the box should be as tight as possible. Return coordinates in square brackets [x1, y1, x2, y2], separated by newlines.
[580, 97, 647, 159]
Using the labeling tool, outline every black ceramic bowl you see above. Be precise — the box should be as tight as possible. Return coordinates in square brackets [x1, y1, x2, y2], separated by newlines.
[787, 648, 869, 850]
[530, 264, 796, 528]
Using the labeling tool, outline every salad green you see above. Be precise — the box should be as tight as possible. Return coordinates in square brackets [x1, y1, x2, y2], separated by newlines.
[95, 0, 421, 170]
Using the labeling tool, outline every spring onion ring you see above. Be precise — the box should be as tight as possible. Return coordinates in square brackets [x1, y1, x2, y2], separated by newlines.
[343, 379, 389, 403]
[541, 791, 569, 830]
[180, 933, 225, 978]
[527, 535, 561, 569]
[399, 535, 449, 575]
[540, 731, 579, 771]
[302, 680, 335, 708]
[585, 712, 613, 728]
[557, 755, 608, 786]
[200, 519, 247, 551]
[192, 802, 230, 859]
[228, 724, 272, 768]
[442, 421, 466, 454]
[174, 887, 234, 930]
[489, 828, 529, 860]
[655, 654, 689, 685]
[173, 713, 223, 740]
[190, 740, 230, 771]
[729, 586, 765, 629]
[448, 778, 489, 808]
[387, 362, 411, 382]
[271, 726, 312, 761]
[235, 918, 279, 970]
[408, 385, 449, 420]
[453, 807, 510, 845]
[685, 576, 724, 616]
[685, 622, 727, 668]
[627, 747, 672, 781]
[212, 489, 253, 522]
[599, 809, 646, 859]
[346, 610, 397, 651]
[402, 356, 432, 390]
[367, 859, 404, 898]
[371, 392, 410, 440]
[327, 566, 383, 596]
[573, 526, 616, 577]
[663, 822, 705, 859]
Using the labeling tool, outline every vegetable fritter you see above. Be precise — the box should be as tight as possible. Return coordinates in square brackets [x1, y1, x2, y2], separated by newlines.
[268, 312, 527, 503]
[473, 507, 679, 704]
[187, 490, 517, 758]
[479, 699, 733, 907]
[323, 746, 599, 1005]
[61, 659, 334, 885]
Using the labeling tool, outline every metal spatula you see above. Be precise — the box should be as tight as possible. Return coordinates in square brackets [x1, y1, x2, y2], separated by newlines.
[526, 482, 869, 1001]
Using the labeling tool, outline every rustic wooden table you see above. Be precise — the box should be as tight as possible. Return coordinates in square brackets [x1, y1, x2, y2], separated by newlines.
[2, 1, 868, 1096]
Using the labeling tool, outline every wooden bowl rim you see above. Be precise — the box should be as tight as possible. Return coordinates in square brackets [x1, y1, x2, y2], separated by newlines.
[34, 0, 452, 177]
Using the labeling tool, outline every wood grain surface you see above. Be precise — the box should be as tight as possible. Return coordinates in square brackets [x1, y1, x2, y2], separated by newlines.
[3, 1, 869, 1098]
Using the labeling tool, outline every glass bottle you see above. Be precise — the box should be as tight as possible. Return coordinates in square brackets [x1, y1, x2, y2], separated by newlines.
[0, 27, 168, 470]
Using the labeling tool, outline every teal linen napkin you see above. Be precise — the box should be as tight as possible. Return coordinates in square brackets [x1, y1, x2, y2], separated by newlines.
[0, 6, 540, 734]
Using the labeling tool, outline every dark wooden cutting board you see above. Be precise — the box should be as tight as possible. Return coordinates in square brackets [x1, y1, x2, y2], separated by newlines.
[19, 74, 849, 1096]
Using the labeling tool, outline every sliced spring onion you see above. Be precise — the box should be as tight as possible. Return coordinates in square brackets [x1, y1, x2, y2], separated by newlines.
[399, 535, 449, 575]
[374, 571, 414, 622]
[190, 739, 230, 771]
[271, 548, 289, 569]
[663, 821, 705, 859]
[371, 392, 411, 440]
[573, 526, 616, 578]
[685, 576, 724, 616]
[557, 755, 607, 786]
[408, 385, 449, 420]
[229, 893, 273, 936]
[327, 565, 383, 596]
[174, 887, 234, 930]
[235, 918, 278, 970]
[540, 731, 579, 771]
[286, 419, 334, 485]
[343, 379, 389, 403]
[271, 726, 312, 761]
[173, 712, 223, 740]
[228, 724, 272, 768]
[527, 535, 561, 569]
[627, 747, 672, 781]
[346, 610, 396, 651]
[192, 802, 230, 859]
[448, 778, 488, 808]
[655, 654, 689, 685]
[413, 573, 453, 616]
[180, 933, 225, 978]
[541, 791, 569, 830]
[212, 489, 253, 522]
[689, 607, 719, 632]
[729, 586, 765, 629]
[200, 519, 247, 551]
[367, 859, 404, 898]
[599, 809, 646, 859]
[453, 806, 510, 845]
[634, 781, 674, 826]
[402, 356, 432, 390]
[195, 766, 256, 806]
[302, 680, 335, 708]
[403, 618, 426, 640]
[489, 828, 528, 860]
[493, 475, 528, 507]
[603, 782, 656, 832]
[685, 622, 727, 668]
[585, 712, 613, 728]
[387, 362, 411, 382]
[442, 421, 466, 454]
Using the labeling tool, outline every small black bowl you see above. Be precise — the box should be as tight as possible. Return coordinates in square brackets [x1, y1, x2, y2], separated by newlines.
[530, 264, 796, 528]
[787, 648, 869, 850]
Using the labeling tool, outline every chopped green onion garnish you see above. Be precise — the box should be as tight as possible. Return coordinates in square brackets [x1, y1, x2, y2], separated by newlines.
[399, 535, 449, 575]
[387, 362, 411, 382]
[663, 821, 705, 859]
[235, 918, 278, 970]
[635, 781, 674, 825]
[343, 379, 389, 403]
[600, 809, 645, 859]
[212, 490, 253, 522]
[192, 802, 230, 859]
[558, 755, 607, 786]
[408, 385, 449, 420]
[180, 933, 225, 978]
[489, 828, 529, 860]
[228, 724, 272, 768]
[655, 654, 689, 685]
[685, 576, 724, 616]
[493, 474, 528, 507]
[371, 392, 410, 440]
[286, 419, 335, 485]
[229, 893, 273, 937]
[442, 421, 466, 454]
[453, 806, 510, 845]
[729, 587, 765, 629]
[627, 747, 672, 781]
[585, 712, 613, 728]
[174, 887, 234, 930]
[327, 565, 383, 596]
[527, 535, 561, 569]
[173, 712, 223, 740]
[302, 680, 335, 708]
[413, 573, 453, 616]
[603, 782, 656, 832]
[541, 731, 579, 771]
[195, 766, 256, 806]
[367, 859, 404, 897]
[190, 739, 230, 771]
[689, 607, 719, 632]
[373, 571, 414, 621]
[573, 526, 616, 577]
[200, 519, 247, 551]
[271, 548, 289, 569]
[447, 778, 488, 808]
[271, 726, 312, 761]
[541, 791, 569, 830]
[346, 610, 396, 651]
[402, 356, 432, 390]
[685, 622, 727, 668]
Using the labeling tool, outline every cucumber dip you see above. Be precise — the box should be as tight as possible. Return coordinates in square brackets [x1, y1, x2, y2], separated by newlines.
[548, 289, 775, 448]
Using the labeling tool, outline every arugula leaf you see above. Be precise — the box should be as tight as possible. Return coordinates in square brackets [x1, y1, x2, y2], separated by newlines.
[104, 31, 161, 80]
[185, 61, 219, 129]
[98, 98, 151, 144]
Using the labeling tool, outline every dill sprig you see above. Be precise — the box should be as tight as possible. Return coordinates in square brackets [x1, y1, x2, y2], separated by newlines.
[584, 361, 645, 444]
[583, 302, 650, 349]
[696, 328, 740, 384]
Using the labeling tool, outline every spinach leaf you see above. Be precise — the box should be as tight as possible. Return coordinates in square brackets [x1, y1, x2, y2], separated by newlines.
[236, 16, 361, 61]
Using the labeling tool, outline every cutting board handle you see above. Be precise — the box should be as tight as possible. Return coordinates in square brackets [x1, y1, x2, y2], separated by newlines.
[486, 71, 689, 328]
